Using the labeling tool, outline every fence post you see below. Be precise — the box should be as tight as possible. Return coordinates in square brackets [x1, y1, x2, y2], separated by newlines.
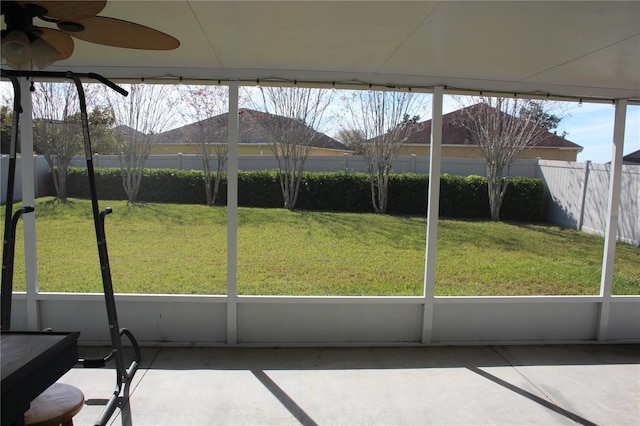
[178, 153, 183, 170]
[577, 160, 591, 231]
[343, 153, 349, 171]
[33, 155, 39, 198]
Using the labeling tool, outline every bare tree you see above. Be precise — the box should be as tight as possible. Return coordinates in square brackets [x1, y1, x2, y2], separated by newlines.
[249, 86, 333, 210]
[31, 82, 82, 201]
[341, 90, 424, 214]
[102, 83, 177, 204]
[454, 96, 561, 221]
[179, 85, 229, 206]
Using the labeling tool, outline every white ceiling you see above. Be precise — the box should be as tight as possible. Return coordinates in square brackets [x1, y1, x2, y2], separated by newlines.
[7, 1, 640, 103]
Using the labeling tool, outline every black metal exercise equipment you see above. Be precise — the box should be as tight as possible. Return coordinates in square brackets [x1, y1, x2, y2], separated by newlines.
[1, 69, 141, 426]
[1, 74, 34, 332]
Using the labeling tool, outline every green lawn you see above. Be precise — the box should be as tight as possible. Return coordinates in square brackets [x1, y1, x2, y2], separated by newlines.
[3, 197, 639, 296]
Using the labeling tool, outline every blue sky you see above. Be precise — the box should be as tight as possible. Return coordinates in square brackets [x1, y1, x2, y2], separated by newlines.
[557, 103, 639, 164]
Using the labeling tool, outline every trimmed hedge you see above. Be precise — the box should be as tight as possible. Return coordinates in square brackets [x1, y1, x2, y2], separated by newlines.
[66, 167, 545, 221]
[298, 172, 371, 213]
[67, 168, 207, 204]
[439, 174, 489, 219]
[501, 177, 546, 222]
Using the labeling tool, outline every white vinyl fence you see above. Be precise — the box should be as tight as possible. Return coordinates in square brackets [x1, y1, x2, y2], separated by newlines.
[68, 153, 540, 177]
[539, 160, 639, 246]
[2, 154, 638, 245]
[0, 155, 52, 205]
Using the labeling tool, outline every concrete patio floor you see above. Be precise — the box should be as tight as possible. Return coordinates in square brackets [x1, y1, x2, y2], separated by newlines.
[60, 344, 639, 426]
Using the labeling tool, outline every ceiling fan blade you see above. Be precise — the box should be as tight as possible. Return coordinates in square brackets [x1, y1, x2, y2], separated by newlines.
[17, 1, 106, 21]
[39, 27, 74, 59]
[63, 16, 180, 50]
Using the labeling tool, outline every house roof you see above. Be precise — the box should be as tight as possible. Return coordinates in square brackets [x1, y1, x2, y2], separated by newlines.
[623, 149, 640, 165]
[402, 105, 582, 150]
[152, 108, 349, 151]
[112, 125, 147, 140]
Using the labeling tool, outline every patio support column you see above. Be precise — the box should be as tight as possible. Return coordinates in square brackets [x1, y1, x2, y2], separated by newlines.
[227, 81, 239, 345]
[20, 77, 40, 330]
[421, 86, 443, 344]
[596, 98, 627, 341]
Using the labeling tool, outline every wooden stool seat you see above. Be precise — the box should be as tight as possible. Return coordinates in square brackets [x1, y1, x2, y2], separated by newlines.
[24, 383, 84, 426]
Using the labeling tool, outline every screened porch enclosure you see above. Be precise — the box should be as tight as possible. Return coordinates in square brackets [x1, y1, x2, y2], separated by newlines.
[5, 83, 639, 346]
[2, 1, 639, 346]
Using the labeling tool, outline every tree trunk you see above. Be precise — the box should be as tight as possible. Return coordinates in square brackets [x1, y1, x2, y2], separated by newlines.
[204, 175, 213, 206]
[377, 168, 388, 214]
[56, 167, 68, 201]
[203, 159, 213, 206]
[489, 187, 502, 221]
[487, 163, 502, 221]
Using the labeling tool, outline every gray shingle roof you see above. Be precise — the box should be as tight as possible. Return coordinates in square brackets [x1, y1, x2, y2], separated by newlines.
[402, 105, 582, 150]
[623, 149, 640, 165]
[152, 108, 348, 150]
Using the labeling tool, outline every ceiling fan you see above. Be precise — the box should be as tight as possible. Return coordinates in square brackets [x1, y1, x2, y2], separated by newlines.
[1, 0, 179, 70]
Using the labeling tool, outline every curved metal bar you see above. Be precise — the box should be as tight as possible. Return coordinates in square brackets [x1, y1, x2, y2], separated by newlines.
[120, 328, 141, 379]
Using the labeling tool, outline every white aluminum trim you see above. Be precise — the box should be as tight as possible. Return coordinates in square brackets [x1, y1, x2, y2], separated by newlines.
[237, 295, 424, 304]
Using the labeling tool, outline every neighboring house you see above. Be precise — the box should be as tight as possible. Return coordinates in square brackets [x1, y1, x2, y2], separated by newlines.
[396, 105, 583, 161]
[112, 125, 149, 143]
[622, 149, 640, 165]
[150, 108, 352, 156]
